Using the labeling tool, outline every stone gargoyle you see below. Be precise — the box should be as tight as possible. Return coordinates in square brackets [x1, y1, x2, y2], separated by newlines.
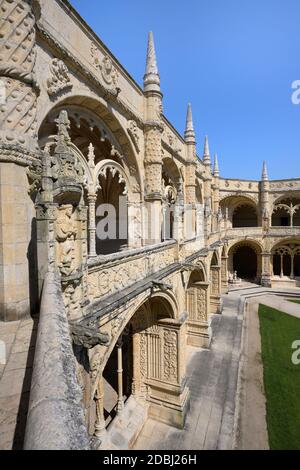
[70, 322, 110, 349]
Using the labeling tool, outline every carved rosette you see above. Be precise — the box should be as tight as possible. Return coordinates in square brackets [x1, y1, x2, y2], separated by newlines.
[0, 0, 38, 154]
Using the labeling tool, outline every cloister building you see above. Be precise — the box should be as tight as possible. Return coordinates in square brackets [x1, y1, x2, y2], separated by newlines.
[0, 0, 299, 450]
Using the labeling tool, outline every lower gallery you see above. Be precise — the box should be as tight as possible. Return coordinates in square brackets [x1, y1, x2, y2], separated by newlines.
[0, 0, 299, 451]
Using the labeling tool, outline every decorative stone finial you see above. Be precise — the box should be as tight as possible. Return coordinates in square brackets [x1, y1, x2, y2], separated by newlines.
[54, 110, 71, 152]
[213, 153, 219, 177]
[203, 135, 211, 165]
[144, 31, 161, 93]
[184, 103, 195, 143]
[261, 160, 268, 181]
[88, 143, 96, 168]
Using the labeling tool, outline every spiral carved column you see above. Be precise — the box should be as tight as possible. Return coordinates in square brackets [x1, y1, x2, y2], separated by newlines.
[0, 0, 39, 321]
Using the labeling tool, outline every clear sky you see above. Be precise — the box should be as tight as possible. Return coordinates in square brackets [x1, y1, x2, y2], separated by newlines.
[70, 0, 300, 180]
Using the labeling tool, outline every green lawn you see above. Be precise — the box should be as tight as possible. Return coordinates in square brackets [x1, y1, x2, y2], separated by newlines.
[259, 304, 300, 450]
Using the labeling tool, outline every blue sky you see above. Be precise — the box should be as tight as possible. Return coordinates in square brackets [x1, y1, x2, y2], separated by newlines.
[70, 0, 300, 180]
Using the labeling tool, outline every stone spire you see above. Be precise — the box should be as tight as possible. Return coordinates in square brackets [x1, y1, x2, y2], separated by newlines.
[261, 160, 268, 181]
[213, 153, 219, 177]
[184, 103, 196, 143]
[144, 31, 161, 93]
[203, 135, 211, 165]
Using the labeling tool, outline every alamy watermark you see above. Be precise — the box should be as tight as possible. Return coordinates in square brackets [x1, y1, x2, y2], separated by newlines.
[95, 196, 198, 242]
[291, 340, 300, 365]
[291, 80, 300, 104]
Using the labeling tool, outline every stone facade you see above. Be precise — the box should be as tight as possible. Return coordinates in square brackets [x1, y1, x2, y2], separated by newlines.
[0, 0, 299, 449]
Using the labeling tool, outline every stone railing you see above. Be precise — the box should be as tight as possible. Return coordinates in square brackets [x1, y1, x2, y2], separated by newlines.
[24, 272, 90, 450]
[87, 240, 178, 301]
[267, 226, 300, 237]
[222, 226, 300, 240]
[223, 227, 263, 238]
[179, 236, 205, 260]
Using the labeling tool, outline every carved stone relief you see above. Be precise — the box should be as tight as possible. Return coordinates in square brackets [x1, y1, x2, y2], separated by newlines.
[127, 120, 140, 152]
[47, 58, 72, 97]
[91, 42, 118, 88]
[55, 204, 78, 276]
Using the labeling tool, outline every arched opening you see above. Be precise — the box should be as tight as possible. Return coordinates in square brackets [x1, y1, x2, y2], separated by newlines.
[101, 295, 178, 430]
[220, 196, 258, 229]
[272, 198, 300, 227]
[38, 102, 142, 256]
[161, 158, 182, 241]
[228, 241, 262, 284]
[232, 205, 258, 228]
[233, 246, 257, 279]
[271, 241, 300, 283]
[95, 165, 128, 254]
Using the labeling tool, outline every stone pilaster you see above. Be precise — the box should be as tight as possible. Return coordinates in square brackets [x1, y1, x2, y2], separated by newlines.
[147, 316, 190, 429]
[0, 0, 39, 320]
[260, 161, 270, 229]
[184, 104, 196, 239]
[221, 255, 229, 293]
[186, 281, 211, 347]
[261, 251, 272, 287]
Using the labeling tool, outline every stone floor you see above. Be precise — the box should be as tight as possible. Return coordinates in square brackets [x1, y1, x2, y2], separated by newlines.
[134, 286, 300, 450]
[134, 291, 244, 450]
[0, 317, 37, 450]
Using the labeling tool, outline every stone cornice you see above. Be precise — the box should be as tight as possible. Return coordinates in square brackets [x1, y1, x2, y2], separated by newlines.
[36, 22, 144, 128]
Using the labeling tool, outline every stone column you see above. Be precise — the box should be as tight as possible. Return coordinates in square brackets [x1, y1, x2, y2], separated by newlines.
[116, 337, 124, 414]
[94, 375, 107, 438]
[87, 193, 97, 257]
[0, 0, 39, 321]
[221, 255, 229, 293]
[261, 252, 272, 287]
[131, 331, 141, 397]
[291, 254, 295, 279]
[144, 124, 163, 244]
[280, 254, 284, 278]
[260, 161, 270, 228]
[184, 104, 197, 240]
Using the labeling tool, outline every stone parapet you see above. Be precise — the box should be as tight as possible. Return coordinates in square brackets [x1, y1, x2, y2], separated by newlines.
[24, 271, 90, 450]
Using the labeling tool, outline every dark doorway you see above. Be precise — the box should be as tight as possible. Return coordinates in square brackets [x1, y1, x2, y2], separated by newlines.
[232, 205, 258, 227]
[295, 255, 300, 277]
[233, 245, 257, 280]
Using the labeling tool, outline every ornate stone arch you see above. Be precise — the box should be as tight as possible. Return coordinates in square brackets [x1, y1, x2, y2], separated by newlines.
[228, 239, 263, 282]
[219, 193, 259, 207]
[227, 238, 263, 254]
[100, 289, 178, 374]
[38, 96, 142, 196]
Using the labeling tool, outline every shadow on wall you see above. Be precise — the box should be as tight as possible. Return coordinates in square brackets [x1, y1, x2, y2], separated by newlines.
[27, 217, 39, 318]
